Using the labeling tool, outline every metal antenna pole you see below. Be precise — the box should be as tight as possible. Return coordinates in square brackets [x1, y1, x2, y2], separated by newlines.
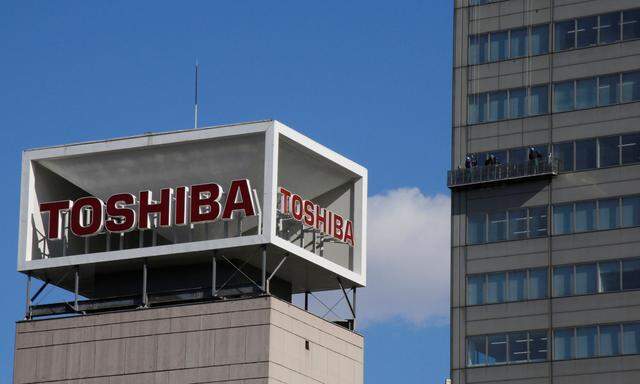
[194, 60, 199, 128]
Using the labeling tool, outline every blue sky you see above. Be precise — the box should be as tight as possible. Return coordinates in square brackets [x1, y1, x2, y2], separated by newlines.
[0, 1, 452, 382]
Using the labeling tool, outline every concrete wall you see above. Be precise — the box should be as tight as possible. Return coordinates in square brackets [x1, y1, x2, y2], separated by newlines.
[14, 296, 363, 384]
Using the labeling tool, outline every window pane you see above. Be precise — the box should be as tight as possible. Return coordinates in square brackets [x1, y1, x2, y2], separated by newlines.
[530, 331, 548, 361]
[510, 28, 528, 58]
[599, 325, 621, 357]
[509, 147, 528, 165]
[576, 16, 597, 48]
[622, 196, 640, 227]
[599, 260, 621, 293]
[553, 204, 573, 235]
[509, 88, 527, 118]
[468, 214, 486, 244]
[509, 332, 529, 362]
[623, 10, 640, 41]
[623, 323, 640, 355]
[489, 91, 508, 121]
[554, 142, 574, 172]
[576, 326, 597, 358]
[489, 211, 508, 242]
[575, 139, 597, 170]
[621, 133, 640, 164]
[600, 12, 621, 44]
[598, 74, 620, 106]
[488, 334, 507, 365]
[468, 94, 487, 124]
[468, 336, 487, 366]
[469, 34, 489, 65]
[490, 31, 509, 62]
[529, 206, 548, 238]
[487, 272, 506, 304]
[599, 198, 620, 230]
[529, 268, 548, 299]
[529, 85, 549, 115]
[554, 329, 574, 360]
[508, 270, 526, 301]
[531, 25, 549, 55]
[575, 201, 596, 232]
[553, 265, 573, 297]
[598, 136, 620, 167]
[468, 274, 485, 305]
[622, 71, 640, 102]
[555, 20, 576, 50]
[576, 78, 597, 109]
[554, 81, 575, 112]
[575, 264, 597, 294]
[509, 209, 528, 240]
[622, 259, 640, 290]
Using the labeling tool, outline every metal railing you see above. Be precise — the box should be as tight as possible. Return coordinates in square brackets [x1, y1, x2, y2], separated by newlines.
[447, 157, 560, 189]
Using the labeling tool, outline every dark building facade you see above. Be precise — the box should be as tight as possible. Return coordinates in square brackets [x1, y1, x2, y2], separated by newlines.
[451, 1, 640, 383]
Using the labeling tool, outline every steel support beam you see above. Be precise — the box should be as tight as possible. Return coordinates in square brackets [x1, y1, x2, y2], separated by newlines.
[74, 266, 80, 312]
[261, 245, 267, 292]
[304, 291, 309, 311]
[266, 254, 288, 294]
[212, 251, 218, 298]
[142, 260, 148, 307]
[25, 274, 32, 320]
[337, 277, 356, 319]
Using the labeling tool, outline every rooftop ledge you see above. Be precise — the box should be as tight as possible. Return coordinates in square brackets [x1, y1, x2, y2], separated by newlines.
[447, 157, 560, 189]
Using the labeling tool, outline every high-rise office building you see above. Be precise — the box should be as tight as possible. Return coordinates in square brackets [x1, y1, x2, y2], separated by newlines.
[451, 1, 640, 383]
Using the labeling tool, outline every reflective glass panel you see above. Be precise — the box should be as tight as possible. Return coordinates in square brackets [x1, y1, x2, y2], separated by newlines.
[509, 209, 528, 240]
[467, 274, 485, 305]
[575, 264, 597, 294]
[509, 88, 527, 118]
[575, 139, 597, 170]
[487, 272, 506, 304]
[598, 74, 620, 106]
[553, 204, 573, 235]
[489, 91, 508, 121]
[529, 85, 549, 115]
[598, 136, 620, 167]
[509, 332, 529, 362]
[599, 198, 620, 230]
[490, 31, 509, 62]
[575, 201, 596, 232]
[599, 324, 621, 356]
[509, 147, 528, 165]
[468, 94, 487, 124]
[555, 20, 576, 50]
[554, 81, 575, 112]
[468, 336, 487, 365]
[599, 12, 621, 44]
[510, 28, 528, 58]
[529, 206, 548, 238]
[554, 142, 574, 172]
[622, 196, 640, 227]
[488, 211, 508, 242]
[508, 270, 526, 301]
[599, 260, 621, 293]
[623, 10, 640, 40]
[621, 133, 640, 164]
[623, 323, 640, 355]
[488, 334, 507, 364]
[531, 25, 549, 55]
[530, 331, 548, 361]
[554, 329, 574, 360]
[529, 268, 548, 299]
[468, 214, 486, 244]
[576, 16, 598, 48]
[553, 265, 573, 297]
[469, 34, 489, 65]
[576, 78, 597, 109]
[576, 326, 597, 358]
[622, 71, 640, 102]
[622, 259, 640, 290]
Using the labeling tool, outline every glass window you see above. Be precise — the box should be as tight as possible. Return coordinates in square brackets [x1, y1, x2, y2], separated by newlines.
[622, 196, 640, 227]
[509, 332, 529, 362]
[553, 204, 573, 235]
[509, 208, 528, 240]
[576, 78, 597, 109]
[599, 324, 621, 357]
[576, 16, 598, 48]
[599, 260, 621, 293]
[468, 336, 487, 366]
[598, 198, 620, 230]
[622, 71, 640, 102]
[623, 323, 640, 355]
[529, 85, 549, 115]
[576, 326, 597, 358]
[468, 274, 485, 305]
[489, 91, 508, 121]
[509, 88, 527, 118]
[575, 201, 596, 232]
[554, 328, 574, 360]
[598, 136, 620, 167]
[469, 34, 489, 65]
[575, 264, 597, 294]
[488, 334, 507, 364]
[531, 25, 549, 55]
[553, 265, 574, 297]
[622, 259, 640, 290]
[554, 81, 575, 112]
[598, 74, 620, 106]
[621, 133, 640, 164]
[487, 272, 506, 304]
[554, 142, 574, 172]
[491, 150, 507, 165]
[468, 214, 486, 244]
[529, 206, 548, 238]
[575, 139, 597, 170]
[529, 268, 548, 299]
[489, 211, 507, 242]
[509, 147, 528, 165]
[490, 31, 509, 62]
[469, 94, 487, 124]
[530, 331, 548, 361]
[508, 270, 526, 301]
[555, 20, 576, 50]
[510, 28, 528, 58]
[599, 12, 621, 44]
[622, 9, 640, 41]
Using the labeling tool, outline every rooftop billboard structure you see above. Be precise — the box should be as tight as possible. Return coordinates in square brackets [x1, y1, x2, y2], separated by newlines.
[18, 120, 367, 316]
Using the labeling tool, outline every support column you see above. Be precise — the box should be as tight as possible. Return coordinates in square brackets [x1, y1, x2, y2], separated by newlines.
[74, 266, 79, 312]
[212, 251, 218, 298]
[352, 287, 357, 328]
[142, 260, 148, 308]
[261, 245, 267, 293]
[25, 274, 31, 320]
[304, 291, 309, 311]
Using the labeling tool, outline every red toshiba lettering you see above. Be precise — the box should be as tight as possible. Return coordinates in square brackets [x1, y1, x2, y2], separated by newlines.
[139, 188, 173, 229]
[279, 187, 292, 214]
[343, 220, 355, 247]
[105, 193, 137, 233]
[291, 194, 303, 221]
[315, 205, 328, 233]
[333, 214, 344, 241]
[39, 200, 72, 240]
[190, 183, 222, 223]
[303, 200, 315, 226]
[70, 197, 105, 237]
[222, 179, 256, 220]
[175, 186, 189, 226]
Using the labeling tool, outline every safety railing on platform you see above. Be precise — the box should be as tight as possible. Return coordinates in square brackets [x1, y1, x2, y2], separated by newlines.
[447, 157, 560, 189]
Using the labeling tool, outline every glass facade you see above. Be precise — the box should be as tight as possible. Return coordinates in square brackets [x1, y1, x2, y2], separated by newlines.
[554, 323, 640, 360]
[467, 268, 547, 305]
[467, 330, 548, 366]
[551, 258, 640, 297]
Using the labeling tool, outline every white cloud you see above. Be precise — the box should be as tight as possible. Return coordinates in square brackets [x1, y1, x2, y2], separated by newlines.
[358, 188, 450, 326]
